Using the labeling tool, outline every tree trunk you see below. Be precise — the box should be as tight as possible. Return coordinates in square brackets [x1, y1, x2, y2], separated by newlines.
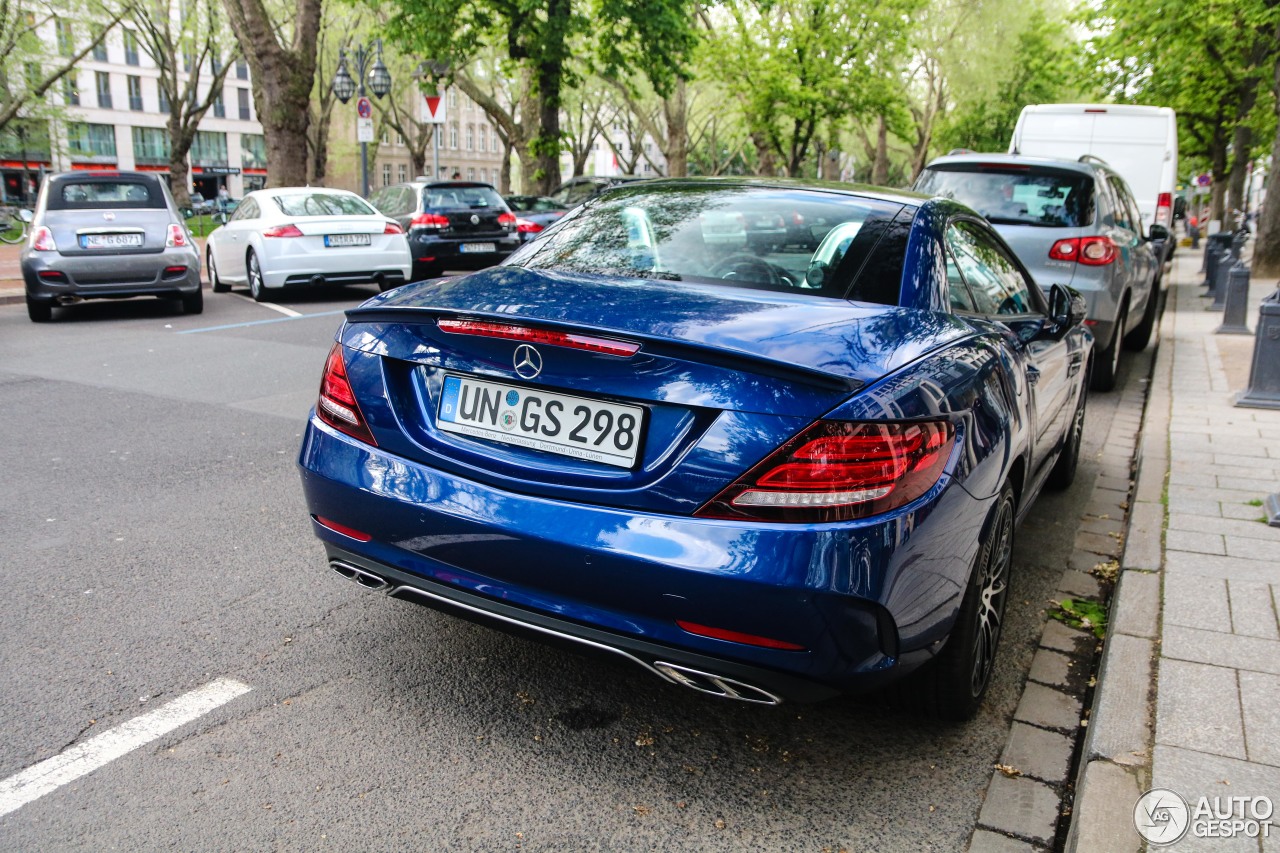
[663, 79, 688, 178]
[500, 139, 513, 194]
[750, 131, 775, 176]
[871, 116, 889, 186]
[223, 0, 322, 188]
[168, 116, 195, 206]
[532, 62, 563, 194]
[1209, 138, 1229, 226]
[1253, 58, 1280, 276]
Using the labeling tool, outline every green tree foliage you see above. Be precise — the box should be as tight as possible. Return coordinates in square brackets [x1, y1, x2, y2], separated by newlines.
[701, 0, 919, 178]
[382, 0, 695, 194]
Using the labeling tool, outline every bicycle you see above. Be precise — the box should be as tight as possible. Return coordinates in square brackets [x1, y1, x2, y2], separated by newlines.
[0, 207, 33, 244]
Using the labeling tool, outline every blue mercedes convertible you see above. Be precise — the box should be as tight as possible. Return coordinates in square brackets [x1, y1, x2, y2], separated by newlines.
[297, 179, 1093, 720]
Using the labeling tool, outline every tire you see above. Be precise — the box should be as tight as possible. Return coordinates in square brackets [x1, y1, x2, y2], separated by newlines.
[208, 249, 229, 293]
[411, 262, 441, 282]
[1123, 280, 1160, 352]
[26, 298, 52, 323]
[894, 484, 1016, 721]
[1047, 372, 1089, 490]
[1090, 302, 1127, 392]
[181, 288, 203, 315]
[247, 250, 268, 302]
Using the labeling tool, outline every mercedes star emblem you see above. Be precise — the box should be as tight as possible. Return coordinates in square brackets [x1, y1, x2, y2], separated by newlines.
[513, 344, 543, 380]
[470, 214, 480, 225]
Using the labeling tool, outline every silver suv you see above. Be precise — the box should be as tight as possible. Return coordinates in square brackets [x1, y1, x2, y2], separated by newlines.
[915, 153, 1164, 391]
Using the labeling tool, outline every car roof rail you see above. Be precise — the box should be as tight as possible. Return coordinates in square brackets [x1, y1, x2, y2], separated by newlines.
[1078, 154, 1110, 167]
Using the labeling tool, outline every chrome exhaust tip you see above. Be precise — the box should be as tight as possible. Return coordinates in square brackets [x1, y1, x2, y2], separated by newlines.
[56, 294, 84, 305]
[310, 274, 326, 287]
[329, 560, 390, 592]
[653, 662, 782, 705]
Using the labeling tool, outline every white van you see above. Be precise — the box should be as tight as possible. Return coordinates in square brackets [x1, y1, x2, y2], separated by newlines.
[1010, 104, 1178, 237]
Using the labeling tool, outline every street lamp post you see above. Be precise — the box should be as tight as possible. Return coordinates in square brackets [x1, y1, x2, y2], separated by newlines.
[331, 39, 393, 198]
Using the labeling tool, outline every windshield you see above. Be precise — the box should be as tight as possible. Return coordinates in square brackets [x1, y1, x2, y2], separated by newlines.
[916, 165, 1094, 228]
[271, 192, 376, 217]
[505, 184, 908, 304]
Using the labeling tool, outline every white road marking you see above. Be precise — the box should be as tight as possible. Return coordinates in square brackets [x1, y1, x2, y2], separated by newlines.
[0, 678, 251, 818]
[231, 292, 301, 317]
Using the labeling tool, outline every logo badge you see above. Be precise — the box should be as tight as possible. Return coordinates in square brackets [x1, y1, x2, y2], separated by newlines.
[470, 214, 480, 225]
[103, 212, 115, 221]
[1134, 788, 1191, 846]
[513, 344, 542, 380]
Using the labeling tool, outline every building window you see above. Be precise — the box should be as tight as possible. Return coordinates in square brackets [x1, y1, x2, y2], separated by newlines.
[479, 168, 487, 183]
[237, 88, 250, 120]
[240, 133, 266, 169]
[395, 132, 404, 146]
[191, 130, 228, 166]
[382, 164, 391, 187]
[183, 50, 193, 73]
[92, 34, 108, 62]
[465, 125, 473, 151]
[67, 123, 117, 158]
[56, 20, 74, 57]
[127, 75, 143, 111]
[478, 125, 486, 153]
[448, 124, 458, 149]
[24, 63, 42, 92]
[62, 74, 79, 106]
[447, 88, 457, 108]
[131, 126, 170, 164]
[158, 86, 170, 114]
[235, 60, 248, 80]
[212, 90, 225, 118]
[397, 164, 407, 182]
[380, 129, 389, 146]
[211, 53, 222, 74]
[123, 29, 140, 66]
[466, 167, 475, 181]
[95, 71, 112, 109]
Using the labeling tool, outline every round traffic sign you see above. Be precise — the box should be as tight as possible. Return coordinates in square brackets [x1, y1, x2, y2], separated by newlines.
[357, 97, 372, 118]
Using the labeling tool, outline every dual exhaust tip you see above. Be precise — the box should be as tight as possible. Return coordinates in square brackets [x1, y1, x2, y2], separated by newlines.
[326, 559, 782, 705]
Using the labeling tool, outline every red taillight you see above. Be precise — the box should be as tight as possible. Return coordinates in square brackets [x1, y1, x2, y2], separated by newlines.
[516, 217, 544, 234]
[498, 211, 517, 228]
[1048, 236, 1116, 266]
[30, 226, 56, 252]
[436, 318, 640, 357]
[676, 621, 806, 651]
[166, 224, 188, 247]
[263, 223, 304, 238]
[696, 420, 955, 523]
[1155, 192, 1172, 227]
[163, 265, 187, 277]
[316, 344, 377, 446]
[383, 221, 403, 235]
[313, 515, 372, 542]
[410, 213, 450, 229]
[790, 212, 804, 225]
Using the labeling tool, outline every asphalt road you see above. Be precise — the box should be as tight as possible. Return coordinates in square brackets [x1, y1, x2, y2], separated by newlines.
[0, 285, 1151, 851]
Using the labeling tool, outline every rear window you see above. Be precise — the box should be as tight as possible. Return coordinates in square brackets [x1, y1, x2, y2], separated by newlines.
[505, 184, 908, 304]
[915, 165, 1095, 227]
[51, 180, 164, 209]
[271, 192, 375, 217]
[424, 185, 506, 210]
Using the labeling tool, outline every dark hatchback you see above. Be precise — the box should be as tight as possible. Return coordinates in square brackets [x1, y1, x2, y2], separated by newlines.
[370, 181, 521, 282]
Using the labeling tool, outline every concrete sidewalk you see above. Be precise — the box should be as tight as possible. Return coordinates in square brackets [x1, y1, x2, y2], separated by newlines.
[1070, 250, 1280, 851]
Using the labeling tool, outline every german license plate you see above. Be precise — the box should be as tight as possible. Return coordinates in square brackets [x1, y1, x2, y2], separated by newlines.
[324, 233, 371, 247]
[81, 233, 143, 249]
[459, 243, 495, 254]
[437, 374, 643, 468]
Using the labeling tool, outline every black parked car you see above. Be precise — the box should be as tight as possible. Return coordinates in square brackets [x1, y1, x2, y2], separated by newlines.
[549, 175, 646, 209]
[504, 195, 569, 242]
[370, 181, 521, 281]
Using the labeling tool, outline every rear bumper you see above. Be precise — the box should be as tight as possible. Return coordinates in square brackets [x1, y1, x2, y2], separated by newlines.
[22, 248, 201, 301]
[409, 232, 521, 271]
[297, 415, 988, 702]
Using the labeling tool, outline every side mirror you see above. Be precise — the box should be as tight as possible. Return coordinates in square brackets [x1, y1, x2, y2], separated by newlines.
[18, 208, 34, 223]
[1148, 223, 1170, 242]
[1041, 283, 1087, 341]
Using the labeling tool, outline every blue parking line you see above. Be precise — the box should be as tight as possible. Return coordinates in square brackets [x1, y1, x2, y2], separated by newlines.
[179, 310, 347, 335]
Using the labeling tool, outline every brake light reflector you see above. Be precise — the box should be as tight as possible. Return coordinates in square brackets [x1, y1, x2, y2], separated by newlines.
[516, 217, 544, 234]
[313, 515, 372, 542]
[383, 221, 404, 235]
[436, 318, 640, 357]
[263, 223, 303, 238]
[696, 420, 955, 523]
[1047, 236, 1116, 266]
[30, 226, 56, 252]
[1155, 192, 1172, 227]
[316, 344, 377, 445]
[498, 211, 517, 228]
[676, 621, 806, 651]
[166, 224, 188, 247]
[410, 213, 450, 229]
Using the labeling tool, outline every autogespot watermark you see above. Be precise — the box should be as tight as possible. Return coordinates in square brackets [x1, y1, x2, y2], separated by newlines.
[1134, 788, 1274, 846]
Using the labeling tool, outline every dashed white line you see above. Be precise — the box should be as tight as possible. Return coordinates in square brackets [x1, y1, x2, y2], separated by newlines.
[231, 292, 301, 317]
[0, 678, 252, 818]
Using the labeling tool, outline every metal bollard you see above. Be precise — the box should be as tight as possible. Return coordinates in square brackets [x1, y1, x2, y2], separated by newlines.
[1215, 261, 1252, 334]
[1231, 229, 1248, 260]
[1235, 289, 1280, 410]
[1204, 232, 1235, 291]
[1208, 248, 1232, 310]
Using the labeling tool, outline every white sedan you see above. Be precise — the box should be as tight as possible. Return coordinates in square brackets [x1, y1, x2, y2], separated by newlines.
[205, 187, 412, 301]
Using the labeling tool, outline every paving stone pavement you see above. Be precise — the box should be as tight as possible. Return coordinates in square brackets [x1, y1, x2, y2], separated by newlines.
[1063, 247, 1280, 853]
